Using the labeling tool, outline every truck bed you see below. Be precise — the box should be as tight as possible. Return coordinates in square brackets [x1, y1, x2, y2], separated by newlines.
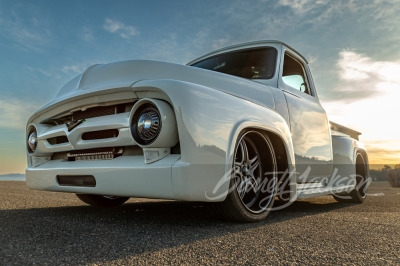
[330, 121, 362, 140]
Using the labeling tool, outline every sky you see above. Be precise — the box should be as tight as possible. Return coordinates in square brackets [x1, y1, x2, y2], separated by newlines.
[0, 0, 399, 175]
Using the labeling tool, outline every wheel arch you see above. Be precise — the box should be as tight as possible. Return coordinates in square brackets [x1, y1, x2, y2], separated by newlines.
[227, 121, 297, 199]
[132, 79, 298, 201]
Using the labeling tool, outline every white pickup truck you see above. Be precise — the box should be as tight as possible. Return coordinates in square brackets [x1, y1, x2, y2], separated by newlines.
[26, 40, 370, 222]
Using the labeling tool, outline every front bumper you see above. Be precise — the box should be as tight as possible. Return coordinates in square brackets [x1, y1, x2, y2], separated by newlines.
[26, 155, 228, 202]
[26, 155, 179, 199]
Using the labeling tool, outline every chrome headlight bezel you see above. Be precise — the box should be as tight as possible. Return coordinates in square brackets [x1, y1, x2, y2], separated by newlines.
[130, 98, 178, 148]
[131, 103, 162, 145]
[27, 125, 38, 154]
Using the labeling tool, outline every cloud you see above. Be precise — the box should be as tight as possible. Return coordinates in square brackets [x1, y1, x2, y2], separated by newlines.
[61, 64, 85, 74]
[0, 10, 51, 52]
[277, 0, 400, 32]
[338, 50, 400, 84]
[141, 31, 233, 64]
[322, 50, 400, 164]
[61, 62, 96, 74]
[211, 38, 233, 50]
[61, 60, 107, 75]
[25, 66, 52, 77]
[81, 27, 94, 42]
[277, 0, 328, 14]
[276, 0, 346, 15]
[337, 51, 370, 81]
[364, 143, 400, 165]
[0, 97, 40, 129]
[103, 18, 138, 39]
[326, 50, 400, 101]
[319, 50, 400, 102]
[276, 0, 345, 23]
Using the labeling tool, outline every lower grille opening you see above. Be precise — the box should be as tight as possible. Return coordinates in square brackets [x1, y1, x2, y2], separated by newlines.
[47, 136, 69, 145]
[67, 147, 124, 161]
[82, 129, 119, 140]
[57, 175, 96, 187]
[51, 146, 142, 161]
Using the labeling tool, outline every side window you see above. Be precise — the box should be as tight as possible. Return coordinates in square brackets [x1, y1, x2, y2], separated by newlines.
[282, 54, 310, 95]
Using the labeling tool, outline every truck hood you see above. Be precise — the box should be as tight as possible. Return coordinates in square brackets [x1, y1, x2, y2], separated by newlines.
[35, 60, 275, 120]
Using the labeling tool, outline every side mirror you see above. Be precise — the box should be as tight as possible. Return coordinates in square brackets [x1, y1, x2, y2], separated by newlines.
[300, 83, 306, 93]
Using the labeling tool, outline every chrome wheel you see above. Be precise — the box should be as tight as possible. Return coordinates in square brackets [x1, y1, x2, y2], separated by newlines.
[233, 132, 276, 214]
[215, 131, 277, 222]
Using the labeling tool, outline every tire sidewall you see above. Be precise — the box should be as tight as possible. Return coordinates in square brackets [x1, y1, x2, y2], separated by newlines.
[225, 131, 277, 222]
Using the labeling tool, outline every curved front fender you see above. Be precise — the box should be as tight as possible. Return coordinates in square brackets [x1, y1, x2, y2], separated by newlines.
[132, 79, 296, 201]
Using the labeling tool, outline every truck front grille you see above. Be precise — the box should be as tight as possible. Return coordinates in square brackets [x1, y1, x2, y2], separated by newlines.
[43, 101, 135, 126]
[72, 105, 123, 120]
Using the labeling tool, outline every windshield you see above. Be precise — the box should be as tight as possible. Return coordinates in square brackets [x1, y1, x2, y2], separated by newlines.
[190, 47, 277, 79]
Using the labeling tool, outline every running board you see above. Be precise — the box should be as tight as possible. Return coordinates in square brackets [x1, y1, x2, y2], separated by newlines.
[296, 183, 355, 199]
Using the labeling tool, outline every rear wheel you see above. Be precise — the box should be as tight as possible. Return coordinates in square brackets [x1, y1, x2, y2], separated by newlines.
[76, 194, 129, 207]
[333, 153, 368, 203]
[216, 131, 277, 222]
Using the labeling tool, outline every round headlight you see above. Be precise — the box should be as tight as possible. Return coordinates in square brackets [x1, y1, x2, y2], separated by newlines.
[132, 104, 161, 145]
[27, 130, 37, 153]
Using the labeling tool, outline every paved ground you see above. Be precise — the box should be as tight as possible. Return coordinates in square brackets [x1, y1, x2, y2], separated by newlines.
[0, 181, 399, 265]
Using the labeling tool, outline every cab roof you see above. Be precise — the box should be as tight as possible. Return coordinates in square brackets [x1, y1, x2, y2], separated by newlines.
[187, 40, 308, 65]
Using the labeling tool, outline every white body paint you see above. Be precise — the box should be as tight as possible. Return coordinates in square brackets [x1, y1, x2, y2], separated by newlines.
[26, 41, 368, 201]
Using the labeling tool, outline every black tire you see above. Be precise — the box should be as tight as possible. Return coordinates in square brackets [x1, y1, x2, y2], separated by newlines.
[76, 194, 129, 207]
[333, 153, 369, 203]
[215, 131, 277, 222]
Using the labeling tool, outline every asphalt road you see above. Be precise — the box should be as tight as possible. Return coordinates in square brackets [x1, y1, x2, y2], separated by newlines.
[0, 181, 399, 265]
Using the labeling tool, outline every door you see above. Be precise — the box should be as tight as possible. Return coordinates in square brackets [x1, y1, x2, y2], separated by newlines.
[279, 51, 333, 183]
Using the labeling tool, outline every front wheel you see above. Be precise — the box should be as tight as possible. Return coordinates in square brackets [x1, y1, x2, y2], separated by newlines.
[216, 131, 277, 222]
[76, 194, 130, 207]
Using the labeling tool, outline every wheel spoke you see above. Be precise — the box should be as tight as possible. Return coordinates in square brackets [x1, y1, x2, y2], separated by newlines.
[249, 156, 260, 173]
[249, 176, 259, 192]
[237, 141, 244, 164]
[233, 163, 242, 174]
[244, 177, 258, 208]
[249, 154, 258, 165]
[238, 177, 247, 199]
[234, 174, 241, 188]
[234, 161, 242, 169]
[239, 140, 249, 164]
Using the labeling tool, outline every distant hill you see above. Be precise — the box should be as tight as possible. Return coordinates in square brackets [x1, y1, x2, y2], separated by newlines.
[0, 173, 26, 181]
